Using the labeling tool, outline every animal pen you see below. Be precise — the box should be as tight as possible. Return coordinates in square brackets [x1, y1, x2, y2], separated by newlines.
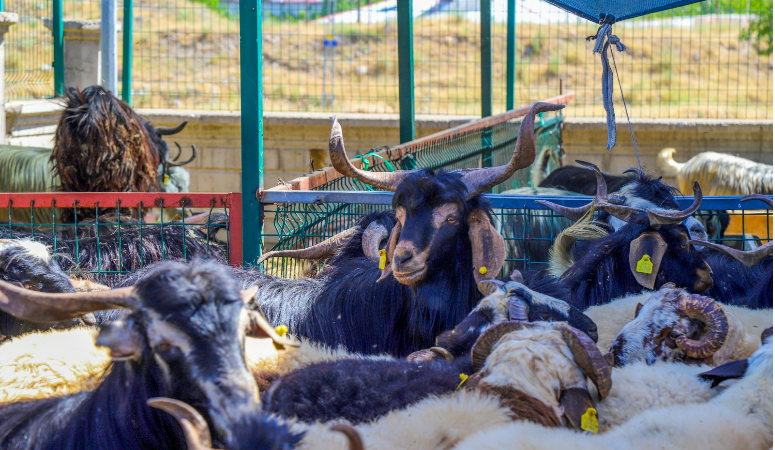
[0, 0, 770, 281]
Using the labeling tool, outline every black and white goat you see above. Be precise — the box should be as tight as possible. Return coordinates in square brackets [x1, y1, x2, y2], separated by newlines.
[0, 260, 294, 450]
[246, 102, 565, 357]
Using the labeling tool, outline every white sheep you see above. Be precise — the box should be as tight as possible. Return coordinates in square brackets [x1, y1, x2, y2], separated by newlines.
[657, 148, 773, 196]
[450, 339, 773, 450]
[586, 287, 770, 364]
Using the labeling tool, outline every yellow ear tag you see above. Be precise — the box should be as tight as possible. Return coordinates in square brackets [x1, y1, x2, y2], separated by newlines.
[163, 174, 170, 185]
[580, 408, 599, 434]
[456, 373, 469, 391]
[378, 249, 387, 270]
[275, 325, 289, 337]
[478, 266, 487, 275]
[636, 255, 653, 274]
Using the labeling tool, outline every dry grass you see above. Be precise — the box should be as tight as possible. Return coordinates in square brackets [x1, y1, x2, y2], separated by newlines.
[5, 0, 772, 118]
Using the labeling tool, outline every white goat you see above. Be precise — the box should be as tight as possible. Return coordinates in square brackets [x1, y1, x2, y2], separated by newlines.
[658, 148, 773, 196]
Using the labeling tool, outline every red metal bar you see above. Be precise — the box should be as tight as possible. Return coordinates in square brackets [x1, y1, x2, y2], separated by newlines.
[228, 193, 243, 267]
[266, 92, 576, 192]
[0, 192, 234, 208]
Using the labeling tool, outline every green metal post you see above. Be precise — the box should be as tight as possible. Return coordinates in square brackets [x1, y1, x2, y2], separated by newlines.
[0, 1, 5, 12]
[122, 0, 133, 105]
[506, 0, 515, 110]
[53, 0, 64, 96]
[397, 0, 415, 143]
[480, 0, 493, 168]
[239, 0, 263, 267]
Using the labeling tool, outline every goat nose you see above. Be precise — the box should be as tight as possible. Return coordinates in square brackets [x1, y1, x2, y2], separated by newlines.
[394, 249, 413, 266]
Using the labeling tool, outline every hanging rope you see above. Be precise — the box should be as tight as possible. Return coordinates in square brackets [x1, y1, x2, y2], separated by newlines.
[587, 15, 627, 151]
[609, 46, 642, 169]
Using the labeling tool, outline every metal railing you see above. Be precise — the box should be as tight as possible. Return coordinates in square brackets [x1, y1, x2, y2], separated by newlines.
[258, 190, 773, 278]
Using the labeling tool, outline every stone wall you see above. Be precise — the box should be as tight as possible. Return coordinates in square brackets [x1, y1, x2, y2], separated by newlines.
[5, 101, 772, 195]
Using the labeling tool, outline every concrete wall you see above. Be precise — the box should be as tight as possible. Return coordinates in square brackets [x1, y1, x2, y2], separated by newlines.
[5, 101, 772, 194]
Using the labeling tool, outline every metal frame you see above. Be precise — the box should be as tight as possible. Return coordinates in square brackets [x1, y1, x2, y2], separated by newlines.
[0, 192, 243, 267]
[52, 0, 64, 96]
[122, 0, 134, 104]
[397, 0, 415, 143]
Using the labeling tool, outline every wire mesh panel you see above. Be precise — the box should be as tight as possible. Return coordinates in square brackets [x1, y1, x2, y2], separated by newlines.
[0, 192, 240, 286]
[260, 191, 773, 279]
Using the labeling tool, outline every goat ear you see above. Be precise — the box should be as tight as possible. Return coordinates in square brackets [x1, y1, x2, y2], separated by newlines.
[628, 231, 668, 290]
[377, 222, 401, 283]
[245, 310, 299, 349]
[240, 286, 259, 304]
[634, 302, 643, 318]
[559, 388, 596, 432]
[96, 320, 144, 361]
[467, 209, 505, 296]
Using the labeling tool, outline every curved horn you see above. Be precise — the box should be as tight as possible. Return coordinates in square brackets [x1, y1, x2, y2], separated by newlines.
[507, 296, 529, 322]
[459, 102, 565, 199]
[741, 194, 773, 209]
[675, 294, 729, 360]
[257, 227, 359, 266]
[623, 167, 643, 177]
[553, 322, 612, 400]
[646, 181, 703, 226]
[329, 117, 414, 191]
[171, 141, 184, 162]
[168, 143, 197, 167]
[535, 200, 593, 222]
[471, 321, 535, 371]
[147, 398, 214, 450]
[156, 121, 189, 136]
[689, 239, 773, 268]
[0, 280, 138, 322]
[330, 424, 365, 450]
[361, 221, 390, 263]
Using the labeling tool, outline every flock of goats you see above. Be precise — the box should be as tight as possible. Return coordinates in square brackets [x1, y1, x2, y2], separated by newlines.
[0, 91, 772, 450]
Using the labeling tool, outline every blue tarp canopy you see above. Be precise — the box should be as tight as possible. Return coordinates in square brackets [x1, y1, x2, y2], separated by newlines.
[541, 0, 705, 23]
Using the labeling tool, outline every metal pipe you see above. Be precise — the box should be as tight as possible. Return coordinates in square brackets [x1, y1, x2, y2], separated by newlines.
[122, 0, 133, 104]
[397, 0, 415, 143]
[101, 0, 118, 94]
[53, 0, 64, 95]
[506, 0, 516, 110]
[240, 0, 263, 267]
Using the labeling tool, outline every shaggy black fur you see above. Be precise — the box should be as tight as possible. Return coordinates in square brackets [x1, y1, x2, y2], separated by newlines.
[263, 358, 463, 424]
[244, 170, 488, 357]
[0, 260, 267, 450]
[702, 250, 773, 309]
[562, 221, 713, 309]
[0, 241, 80, 338]
[540, 165, 635, 195]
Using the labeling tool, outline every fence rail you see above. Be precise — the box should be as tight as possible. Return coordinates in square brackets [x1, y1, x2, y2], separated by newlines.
[259, 190, 773, 278]
[3, 0, 771, 119]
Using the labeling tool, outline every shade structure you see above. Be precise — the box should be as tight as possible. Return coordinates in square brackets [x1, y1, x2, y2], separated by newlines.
[541, 0, 705, 23]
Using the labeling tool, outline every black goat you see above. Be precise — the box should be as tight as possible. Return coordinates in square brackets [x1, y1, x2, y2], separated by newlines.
[0, 239, 86, 340]
[540, 162, 713, 309]
[692, 195, 773, 309]
[540, 164, 635, 194]
[246, 103, 564, 357]
[0, 260, 288, 450]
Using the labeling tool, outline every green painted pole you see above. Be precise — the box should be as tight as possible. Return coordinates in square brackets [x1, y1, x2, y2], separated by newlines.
[480, 0, 493, 168]
[397, 0, 415, 143]
[0, 1, 5, 12]
[506, 0, 515, 110]
[239, 0, 263, 267]
[122, 0, 133, 105]
[53, 0, 64, 96]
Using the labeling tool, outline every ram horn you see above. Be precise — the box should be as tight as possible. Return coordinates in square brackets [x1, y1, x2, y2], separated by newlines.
[361, 221, 391, 263]
[646, 181, 703, 226]
[147, 398, 214, 450]
[471, 321, 535, 371]
[155, 121, 189, 136]
[170, 140, 184, 161]
[554, 322, 612, 400]
[0, 280, 138, 322]
[245, 309, 300, 349]
[741, 194, 773, 209]
[689, 239, 773, 268]
[168, 143, 197, 167]
[535, 200, 593, 222]
[676, 294, 729, 360]
[459, 103, 565, 199]
[406, 346, 454, 363]
[329, 117, 414, 192]
[330, 424, 365, 450]
[622, 167, 643, 177]
[256, 227, 359, 266]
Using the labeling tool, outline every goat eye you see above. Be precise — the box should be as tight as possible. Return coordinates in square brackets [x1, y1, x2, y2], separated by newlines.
[156, 343, 171, 352]
[669, 332, 679, 340]
[24, 283, 34, 289]
[446, 217, 457, 224]
[680, 244, 687, 249]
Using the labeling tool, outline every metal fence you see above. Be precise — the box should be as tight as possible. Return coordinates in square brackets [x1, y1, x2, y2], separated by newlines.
[259, 190, 773, 278]
[4, 0, 772, 119]
[0, 192, 241, 285]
